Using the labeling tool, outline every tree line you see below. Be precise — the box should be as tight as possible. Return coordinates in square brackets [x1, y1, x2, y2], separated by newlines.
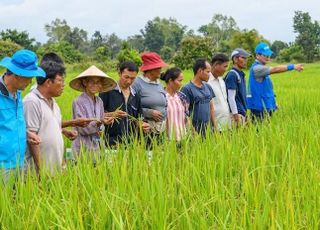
[0, 11, 319, 70]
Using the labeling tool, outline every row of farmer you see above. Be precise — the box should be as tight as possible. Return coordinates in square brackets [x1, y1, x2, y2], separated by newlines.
[0, 43, 303, 176]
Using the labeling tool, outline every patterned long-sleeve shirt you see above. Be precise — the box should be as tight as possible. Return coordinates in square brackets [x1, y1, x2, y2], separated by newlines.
[72, 92, 104, 154]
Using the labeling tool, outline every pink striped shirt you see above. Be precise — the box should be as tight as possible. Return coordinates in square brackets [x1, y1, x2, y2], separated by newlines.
[166, 92, 187, 141]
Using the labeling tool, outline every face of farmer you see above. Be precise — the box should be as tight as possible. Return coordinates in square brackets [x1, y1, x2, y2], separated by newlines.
[83, 77, 102, 95]
[118, 69, 138, 90]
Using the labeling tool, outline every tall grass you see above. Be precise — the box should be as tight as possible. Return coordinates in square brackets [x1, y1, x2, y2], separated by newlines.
[1, 63, 320, 229]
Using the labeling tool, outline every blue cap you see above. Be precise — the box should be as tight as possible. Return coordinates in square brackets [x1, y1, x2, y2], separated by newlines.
[255, 42, 273, 57]
[0, 49, 46, 78]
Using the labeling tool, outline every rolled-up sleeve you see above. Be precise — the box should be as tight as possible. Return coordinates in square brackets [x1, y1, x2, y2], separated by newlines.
[23, 100, 41, 133]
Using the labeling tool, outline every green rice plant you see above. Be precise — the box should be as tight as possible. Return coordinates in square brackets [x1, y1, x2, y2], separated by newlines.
[1, 63, 320, 229]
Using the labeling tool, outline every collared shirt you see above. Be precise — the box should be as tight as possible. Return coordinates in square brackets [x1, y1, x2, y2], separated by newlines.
[72, 92, 104, 153]
[208, 73, 232, 130]
[166, 92, 187, 141]
[23, 88, 64, 172]
[0, 75, 15, 99]
[140, 75, 160, 84]
[225, 67, 247, 116]
[0, 75, 26, 169]
[99, 85, 143, 146]
[114, 84, 136, 96]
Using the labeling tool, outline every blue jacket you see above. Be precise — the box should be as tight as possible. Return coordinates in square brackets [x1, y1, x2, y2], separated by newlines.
[247, 61, 276, 112]
[0, 79, 26, 169]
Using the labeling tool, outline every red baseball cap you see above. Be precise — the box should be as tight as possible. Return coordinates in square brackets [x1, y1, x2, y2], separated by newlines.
[140, 52, 167, 72]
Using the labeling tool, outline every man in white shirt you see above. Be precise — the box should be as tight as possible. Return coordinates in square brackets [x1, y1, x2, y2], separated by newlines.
[208, 53, 232, 131]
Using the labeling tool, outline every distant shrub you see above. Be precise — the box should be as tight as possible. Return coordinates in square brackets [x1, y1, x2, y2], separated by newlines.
[0, 39, 22, 59]
[117, 43, 142, 68]
[37, 41, 84, 64]
[172, 36, 215, 69]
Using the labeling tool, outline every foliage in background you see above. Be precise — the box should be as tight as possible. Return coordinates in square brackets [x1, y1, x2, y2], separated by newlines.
[1, 12, 320, 67]
[0, 29, 37, 51]
[141, 17, 186, 60]
[172, 36, 215, 69]
[37, 41, 84, 64]
[293, 11, 320, 63]
[198, 14, 239, 52]
[271, 40, 288, 58]
[0, 40, 22, 59]
[277, 43, 305, 63]
[117, 42, 142, 68]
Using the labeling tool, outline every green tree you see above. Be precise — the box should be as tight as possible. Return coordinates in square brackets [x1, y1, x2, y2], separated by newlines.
[91, 31, 104, 50]
[198, 14, 239, 51]
[229, 29, 268, 54]
[277, 43, 305, 62]
[37, 41, 83, 64]
[141, 17, 186, 58]
[0, 29, 36, 50]
[95, 46, 111, 62]
[0, 40, 22, 59]
[105, 33, 122, 59]
[117, 42, 142, 67]
[44, 19, 88, 51]
[293, 11, 320, 62]
[271, 40, 288, 58]
[228, 29, 268, 67]
[172, 36, 215, 69]
[127, 34, 145, 53]
[141, 18, 165, 53]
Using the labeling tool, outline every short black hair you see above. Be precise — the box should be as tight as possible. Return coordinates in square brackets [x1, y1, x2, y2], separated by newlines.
[40, 52, 64, 65]
[160, 67, 182, 83]
[37, 61, 66, 85]
[211, 53, 229, 65]
[193, 58, 209, 75]
[119, 61, 139, 74]
[5, 70, 13, 76]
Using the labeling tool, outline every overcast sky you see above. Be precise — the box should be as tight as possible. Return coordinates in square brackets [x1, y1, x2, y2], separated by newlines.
[0, 0, 319, 44]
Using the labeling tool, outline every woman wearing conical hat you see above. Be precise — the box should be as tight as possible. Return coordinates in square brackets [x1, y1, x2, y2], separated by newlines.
[69, 65, 117, 154]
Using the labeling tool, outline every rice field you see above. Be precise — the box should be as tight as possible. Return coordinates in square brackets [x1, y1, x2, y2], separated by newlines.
[1, 63, 320, 229]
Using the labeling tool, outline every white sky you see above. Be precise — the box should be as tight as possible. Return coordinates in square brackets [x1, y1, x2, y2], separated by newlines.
[0, 0, 319, 43]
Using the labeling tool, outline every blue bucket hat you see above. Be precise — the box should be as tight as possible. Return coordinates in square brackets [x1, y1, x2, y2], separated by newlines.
[255, 42, 273, 57]
[0, 49, 45, 78]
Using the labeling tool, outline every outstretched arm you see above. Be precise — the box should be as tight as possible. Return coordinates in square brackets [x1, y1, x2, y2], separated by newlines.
[270, 64, 303, 74]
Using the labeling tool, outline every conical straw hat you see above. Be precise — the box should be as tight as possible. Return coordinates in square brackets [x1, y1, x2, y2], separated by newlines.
[69, 65, 116, 93]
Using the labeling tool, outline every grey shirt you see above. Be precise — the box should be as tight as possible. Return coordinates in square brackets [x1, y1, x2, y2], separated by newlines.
[252, 63, 271, 82]
[23, 88, 64, 172]
[132, 76, 167, 121]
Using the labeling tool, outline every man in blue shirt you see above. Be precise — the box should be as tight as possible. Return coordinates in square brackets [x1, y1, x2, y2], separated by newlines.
[225, 48, 251, 126]
[247, 42, 303, 121]
[0, 50, 45, 182]
[180, 58, 216, 136]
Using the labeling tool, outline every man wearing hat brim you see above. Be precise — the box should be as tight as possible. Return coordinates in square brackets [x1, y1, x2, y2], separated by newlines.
[247, 42, 303, 121]
[0, 49, 45, 181]
[225, 48, 251, 126]
[70, 65, 117, 154]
